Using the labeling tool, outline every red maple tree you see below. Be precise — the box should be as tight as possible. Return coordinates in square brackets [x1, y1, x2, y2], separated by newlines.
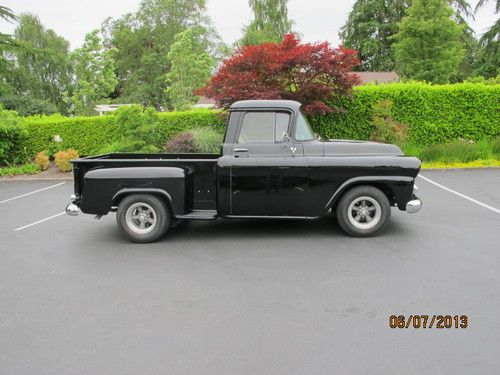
[197, 34, 360, 114]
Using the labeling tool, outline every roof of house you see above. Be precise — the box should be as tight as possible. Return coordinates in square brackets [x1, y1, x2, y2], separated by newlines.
[349, 71, 399, 85]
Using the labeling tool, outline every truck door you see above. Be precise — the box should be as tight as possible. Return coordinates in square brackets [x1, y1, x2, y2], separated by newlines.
[228, 110, 309, 217]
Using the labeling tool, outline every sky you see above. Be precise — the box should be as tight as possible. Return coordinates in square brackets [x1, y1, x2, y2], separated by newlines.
[0, 0, 497, 50]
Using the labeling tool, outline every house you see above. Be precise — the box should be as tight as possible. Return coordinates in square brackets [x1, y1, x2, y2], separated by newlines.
[94, 104, 133, 115]
[349, 71, 400, 85]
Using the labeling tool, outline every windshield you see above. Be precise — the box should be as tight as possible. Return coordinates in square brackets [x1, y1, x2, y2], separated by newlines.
[294, 112, 315, 141]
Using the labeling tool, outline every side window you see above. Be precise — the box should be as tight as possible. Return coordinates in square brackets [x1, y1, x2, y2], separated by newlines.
[275, 112, 290, 142]
[238, 112, 290, 143]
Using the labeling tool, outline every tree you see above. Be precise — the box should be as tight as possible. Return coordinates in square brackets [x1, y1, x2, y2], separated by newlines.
[166, 27, 214, 110]
[197, 34, 360, 114]
[474, 0, 499, 77]
[5, 14, 72, 113]
[340, 0, 472, 72]
[393, 0, 465, 83]
[66, 30, 118, 115]
[0, 5, 16, 95]
[241, 0, 293, 46]
[340, 0, 410, 71]
[102, 0, 221, 110]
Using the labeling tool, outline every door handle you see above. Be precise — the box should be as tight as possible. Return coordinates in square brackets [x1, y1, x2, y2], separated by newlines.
[234, 148, 248, 152]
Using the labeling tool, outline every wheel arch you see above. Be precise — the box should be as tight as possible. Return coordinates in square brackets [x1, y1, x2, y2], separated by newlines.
[326, 176, 414, 212]
[112, 188, 174, 217]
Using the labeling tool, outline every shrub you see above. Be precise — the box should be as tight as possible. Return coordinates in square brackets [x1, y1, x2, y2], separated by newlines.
[191, 126, 223, 153]
[308, 82, 500, 145]
[35, 151, 50, 170]
[0, 107, 28, 165]
[370, 100, 408, 146]
[164, 132, 196, 153]
[19, 108, 225, 157]
[54, 149, 79, 172]
[0, 163, 40, 177]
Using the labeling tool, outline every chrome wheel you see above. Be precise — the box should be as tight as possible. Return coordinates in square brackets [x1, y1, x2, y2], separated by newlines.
[125, 202, 157, 235]
[347, 196, 382, 230]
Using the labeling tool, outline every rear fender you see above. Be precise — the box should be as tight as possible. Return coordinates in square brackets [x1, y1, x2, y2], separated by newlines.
[79, 167, 187, 215]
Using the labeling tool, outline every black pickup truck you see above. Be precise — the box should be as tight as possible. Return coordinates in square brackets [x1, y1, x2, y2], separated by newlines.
[66, 100, 422, 242]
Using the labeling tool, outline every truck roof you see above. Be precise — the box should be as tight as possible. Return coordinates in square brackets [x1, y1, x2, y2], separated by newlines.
[230, 100, 301, 111]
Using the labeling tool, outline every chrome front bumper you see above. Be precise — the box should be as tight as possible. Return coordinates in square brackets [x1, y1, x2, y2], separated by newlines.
[65, 194, 79, 216]
[406, 197, 422, 214]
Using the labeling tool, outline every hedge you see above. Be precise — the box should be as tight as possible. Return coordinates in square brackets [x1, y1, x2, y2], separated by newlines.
[20, 109, 226, 157]
[14, 82, 500, 158]
[309, 82, 500, 145]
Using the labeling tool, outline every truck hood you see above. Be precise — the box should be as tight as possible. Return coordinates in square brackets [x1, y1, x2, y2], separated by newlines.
[322, 139, 404, 156]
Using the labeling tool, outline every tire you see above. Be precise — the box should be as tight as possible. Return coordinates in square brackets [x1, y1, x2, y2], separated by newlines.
[116, 194, 170, 243]
[335, 185, 391, 237]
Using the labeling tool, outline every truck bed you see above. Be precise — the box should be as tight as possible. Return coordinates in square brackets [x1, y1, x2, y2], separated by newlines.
[72, 153, 220, 211]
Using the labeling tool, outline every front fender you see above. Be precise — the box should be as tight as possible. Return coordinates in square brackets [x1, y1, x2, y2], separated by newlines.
[325, 175, 415, 212]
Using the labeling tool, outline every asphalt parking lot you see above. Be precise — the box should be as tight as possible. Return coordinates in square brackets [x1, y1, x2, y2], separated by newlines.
[1, 169, 499, 374]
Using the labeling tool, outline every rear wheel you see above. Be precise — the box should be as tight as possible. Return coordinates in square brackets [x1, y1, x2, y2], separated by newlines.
[335, 185, 391, 237]
[116, 194, 170, 243]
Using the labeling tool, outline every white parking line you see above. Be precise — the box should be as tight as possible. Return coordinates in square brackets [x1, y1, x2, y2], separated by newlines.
[0, 182, 66, 204]
[418, 174, 500, 214]
[14, 212, 66, 231]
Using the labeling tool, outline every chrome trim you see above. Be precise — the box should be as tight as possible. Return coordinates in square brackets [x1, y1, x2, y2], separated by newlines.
[66, 203, 79, 216]
[406, 198, 422, 214]
[226, 214, 319, 220]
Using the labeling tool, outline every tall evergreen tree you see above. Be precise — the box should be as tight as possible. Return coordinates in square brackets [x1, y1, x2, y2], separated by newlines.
[474, 0, 499, 77]
[340, 0, 472, 71]
[5, 14, 72, 113]
[393, 0, 465, 83]
[0, 5, 16, 95]
[241, 0, 293, 46]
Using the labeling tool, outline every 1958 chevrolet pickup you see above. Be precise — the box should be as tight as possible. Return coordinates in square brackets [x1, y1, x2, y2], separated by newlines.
[66, 100, 422, 242]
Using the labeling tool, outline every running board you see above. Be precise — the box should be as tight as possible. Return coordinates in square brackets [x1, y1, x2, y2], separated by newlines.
[176, 210, 217, 220]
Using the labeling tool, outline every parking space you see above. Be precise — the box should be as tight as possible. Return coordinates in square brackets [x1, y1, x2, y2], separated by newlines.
[0, 169, 499, 374]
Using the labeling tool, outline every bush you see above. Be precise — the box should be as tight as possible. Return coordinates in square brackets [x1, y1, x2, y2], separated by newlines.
[0, 107, 28, 165]
[19, 108, 225, 157]
[54, 149, 79, 172]
[308, 82, 500, 145]
[34, 151, 50, 170]
[0, 163, 40, 177]
[191, 126, 223, 153]
[165, 133, 196, 153]
[370, 100, 408, 146]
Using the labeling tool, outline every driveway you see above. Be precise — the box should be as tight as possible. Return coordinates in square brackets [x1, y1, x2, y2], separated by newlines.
[0, 169, 499, 374]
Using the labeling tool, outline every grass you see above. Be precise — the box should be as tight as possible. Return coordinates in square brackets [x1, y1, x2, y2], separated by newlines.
[421, 160, 500, 169]
[0, 163, 41, 177]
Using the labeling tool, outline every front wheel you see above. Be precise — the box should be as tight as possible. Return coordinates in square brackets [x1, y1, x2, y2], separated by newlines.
[116, 194, 170, 243]
[335, 185, 391, 237]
